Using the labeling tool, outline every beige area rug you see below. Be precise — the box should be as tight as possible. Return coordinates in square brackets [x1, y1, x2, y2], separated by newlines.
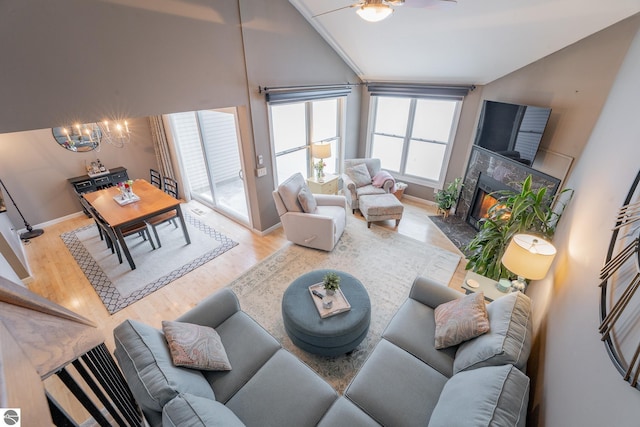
[62, 213, 238, 314]
[227, 217, 461, 393]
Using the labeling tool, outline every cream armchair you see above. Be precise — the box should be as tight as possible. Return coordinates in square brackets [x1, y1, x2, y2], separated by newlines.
[272, 173, 347, 251]
[343, 158, 395, 214]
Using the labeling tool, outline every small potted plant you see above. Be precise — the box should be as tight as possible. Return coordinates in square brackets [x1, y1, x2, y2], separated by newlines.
[322, 272, 340, 296]
[435, 177, 463, 218]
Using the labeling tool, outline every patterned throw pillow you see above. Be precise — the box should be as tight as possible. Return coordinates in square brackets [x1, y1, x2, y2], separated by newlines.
[346, 163, 372, 188]
[434, 292, 490, 349]
[162, 321, 232, 371]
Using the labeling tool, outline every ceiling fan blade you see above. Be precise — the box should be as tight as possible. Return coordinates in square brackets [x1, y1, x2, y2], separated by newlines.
[312, 2, 363, 18]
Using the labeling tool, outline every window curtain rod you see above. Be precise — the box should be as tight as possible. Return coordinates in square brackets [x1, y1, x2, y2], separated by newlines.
[258, 82, 360, 94]
[261, 82, 360, 104]
[366, 82, 476, 99]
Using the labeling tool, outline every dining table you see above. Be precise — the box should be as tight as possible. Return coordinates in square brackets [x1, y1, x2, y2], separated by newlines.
[83, 179, 191, 270]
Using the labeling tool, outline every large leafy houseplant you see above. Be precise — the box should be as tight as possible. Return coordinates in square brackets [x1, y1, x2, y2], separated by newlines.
[465, 175, 572, 281]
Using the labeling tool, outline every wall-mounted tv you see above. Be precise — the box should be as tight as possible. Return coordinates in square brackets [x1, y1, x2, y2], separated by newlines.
[473, 100, 551, 166]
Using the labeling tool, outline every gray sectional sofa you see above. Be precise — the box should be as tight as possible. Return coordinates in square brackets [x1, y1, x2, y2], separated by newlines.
[113, 276, 533, 426]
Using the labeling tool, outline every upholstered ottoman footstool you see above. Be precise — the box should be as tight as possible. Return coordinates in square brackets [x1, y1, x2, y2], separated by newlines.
[359, 193, 404, 228]
[282, 270, 371, 357]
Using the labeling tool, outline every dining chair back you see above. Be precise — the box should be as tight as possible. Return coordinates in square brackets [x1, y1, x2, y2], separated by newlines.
[80, 196, 121, 260]
[146, 176, 180, 248]
[163, 177, 179, 199]
[150, 169, 162, 189]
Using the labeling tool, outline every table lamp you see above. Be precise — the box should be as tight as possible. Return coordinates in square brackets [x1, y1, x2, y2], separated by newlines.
[311, 143, 331, 182]
[501, 234, 557, 292]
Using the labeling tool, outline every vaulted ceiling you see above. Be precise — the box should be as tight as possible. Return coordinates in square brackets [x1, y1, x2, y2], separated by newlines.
[290, 0, 640, 85]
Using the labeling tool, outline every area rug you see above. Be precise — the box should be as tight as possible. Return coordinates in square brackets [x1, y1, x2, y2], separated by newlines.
[62, 214, 238, 314]
[428, 214, 477, 257]
[227, 217, 461, 393]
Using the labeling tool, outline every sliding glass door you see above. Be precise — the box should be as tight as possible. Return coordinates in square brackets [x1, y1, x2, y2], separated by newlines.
[167, 108, 250, 226]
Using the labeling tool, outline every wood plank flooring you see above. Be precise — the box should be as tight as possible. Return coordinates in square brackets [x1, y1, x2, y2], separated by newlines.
[22, 197, 468, 423]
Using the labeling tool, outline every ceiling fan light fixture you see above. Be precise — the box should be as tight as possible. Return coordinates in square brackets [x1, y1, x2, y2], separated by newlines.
[356, 3, 394, 22]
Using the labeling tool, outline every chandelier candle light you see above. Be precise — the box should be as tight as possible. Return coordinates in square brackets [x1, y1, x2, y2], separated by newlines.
[312, 143, 332, 182]
[501, 234, 557, 292]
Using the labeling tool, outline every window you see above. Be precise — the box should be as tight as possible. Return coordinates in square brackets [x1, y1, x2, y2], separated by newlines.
[270, 98, 344, 185]
[367, 96, 462, 189]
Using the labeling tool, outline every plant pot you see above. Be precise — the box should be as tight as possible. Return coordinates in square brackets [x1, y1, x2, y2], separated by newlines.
[326, 289, 336, 296]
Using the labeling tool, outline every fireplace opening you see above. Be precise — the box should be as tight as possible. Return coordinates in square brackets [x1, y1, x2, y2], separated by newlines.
[466, 172, 515, 230]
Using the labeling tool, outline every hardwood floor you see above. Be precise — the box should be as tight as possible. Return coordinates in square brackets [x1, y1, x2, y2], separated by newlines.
[23, 197, 468, 423]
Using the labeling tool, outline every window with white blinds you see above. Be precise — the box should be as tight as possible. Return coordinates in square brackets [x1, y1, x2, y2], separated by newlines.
[269, 97, 345, 185]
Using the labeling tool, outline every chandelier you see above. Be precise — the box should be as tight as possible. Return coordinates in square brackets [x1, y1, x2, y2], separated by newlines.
[58, 120, 130, 150]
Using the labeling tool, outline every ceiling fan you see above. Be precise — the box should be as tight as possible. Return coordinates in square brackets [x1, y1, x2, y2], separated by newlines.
[313, 0, 457, 23]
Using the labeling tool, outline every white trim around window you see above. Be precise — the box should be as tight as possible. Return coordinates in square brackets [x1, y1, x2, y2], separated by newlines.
[365, 95, 462, 190]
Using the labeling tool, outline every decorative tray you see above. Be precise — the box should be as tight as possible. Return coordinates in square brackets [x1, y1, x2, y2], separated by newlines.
[113, 193, 140, 206]
[308, 283, 351, 318]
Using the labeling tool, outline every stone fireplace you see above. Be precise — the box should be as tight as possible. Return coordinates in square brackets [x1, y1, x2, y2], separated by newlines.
[458, 147, 561, 229]
[467, 172, 514, 230]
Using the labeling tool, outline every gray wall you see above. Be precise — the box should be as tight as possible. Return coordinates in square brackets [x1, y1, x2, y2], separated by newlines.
[0, 0, 360, 231]
[526, 24, 640, 427]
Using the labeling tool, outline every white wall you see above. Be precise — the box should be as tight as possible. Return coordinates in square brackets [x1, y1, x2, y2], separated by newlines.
[527, 25, 640, 426]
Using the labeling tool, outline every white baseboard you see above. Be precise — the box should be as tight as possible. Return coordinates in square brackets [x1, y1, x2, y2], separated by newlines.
[15, 211, 86, 235]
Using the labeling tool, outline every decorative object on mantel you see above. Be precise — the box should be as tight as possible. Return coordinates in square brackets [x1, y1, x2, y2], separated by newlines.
[501, 234, 557, 292]
[465, 175, 572, 281]
[600, 169, 640, 390]
[435, 177, 463, 218]
[312, 143, 331, 182]
[52, 119, 130, 152]
[0, 178, 44, 240]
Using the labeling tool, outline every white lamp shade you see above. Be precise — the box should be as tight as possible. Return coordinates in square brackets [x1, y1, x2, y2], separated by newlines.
[311, 143, 331, 159]
[501, 234, 557, 280]
[356, 3, 393, 22]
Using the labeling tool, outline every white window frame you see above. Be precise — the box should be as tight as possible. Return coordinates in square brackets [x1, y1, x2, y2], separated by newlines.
[365, 95, 462, 190]
[268, 97, 346, 185]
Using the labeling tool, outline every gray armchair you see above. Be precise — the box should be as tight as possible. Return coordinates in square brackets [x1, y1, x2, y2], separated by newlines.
[343, 158, 395, 214]
[272, 173, 347, 251]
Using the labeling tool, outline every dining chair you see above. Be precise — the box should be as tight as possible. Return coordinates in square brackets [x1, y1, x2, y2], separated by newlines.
[163, 176, 178, 198]
[145, 176, 180, 248]
[81, 197, 156, 263]
[150, 169, 162, 189]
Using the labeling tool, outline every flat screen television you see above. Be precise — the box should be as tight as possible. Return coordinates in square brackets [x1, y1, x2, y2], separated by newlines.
[473, 100, 551, 166]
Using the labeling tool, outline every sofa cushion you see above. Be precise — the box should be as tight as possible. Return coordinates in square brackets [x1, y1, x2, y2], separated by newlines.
[201, 311, 281, 404]
[428, 364, 529, 427]
[382, 299, 456, 378]
[113, 320, 215, 415]
[434, 292, 490, 349]
[346, 163, 372, 187]
[226, 349, 337, 427]
[162, 393, 246, 427]
[277, 173, 306, 212]
[162, 321, 232, 371]
[297, 186, 318, 213]
[345, 339, 448, 427]
[453, 291, 532, 374]
[318, 397, 381, 427]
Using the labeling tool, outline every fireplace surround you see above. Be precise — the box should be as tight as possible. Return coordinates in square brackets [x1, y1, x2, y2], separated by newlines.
[459, 147, 561, 228]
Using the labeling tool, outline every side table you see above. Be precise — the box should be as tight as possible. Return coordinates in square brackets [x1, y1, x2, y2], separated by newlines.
[307, 174, 339, 195]
[461, 271, 512, 302]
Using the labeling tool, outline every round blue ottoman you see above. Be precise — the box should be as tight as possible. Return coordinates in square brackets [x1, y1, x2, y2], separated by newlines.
[282, 269, 371, 357]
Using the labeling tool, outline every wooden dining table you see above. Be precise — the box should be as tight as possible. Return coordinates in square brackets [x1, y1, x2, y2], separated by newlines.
[83, 179, 191, 270]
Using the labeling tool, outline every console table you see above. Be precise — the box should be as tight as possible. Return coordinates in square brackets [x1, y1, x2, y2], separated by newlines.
[68, 167, 129, 214]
